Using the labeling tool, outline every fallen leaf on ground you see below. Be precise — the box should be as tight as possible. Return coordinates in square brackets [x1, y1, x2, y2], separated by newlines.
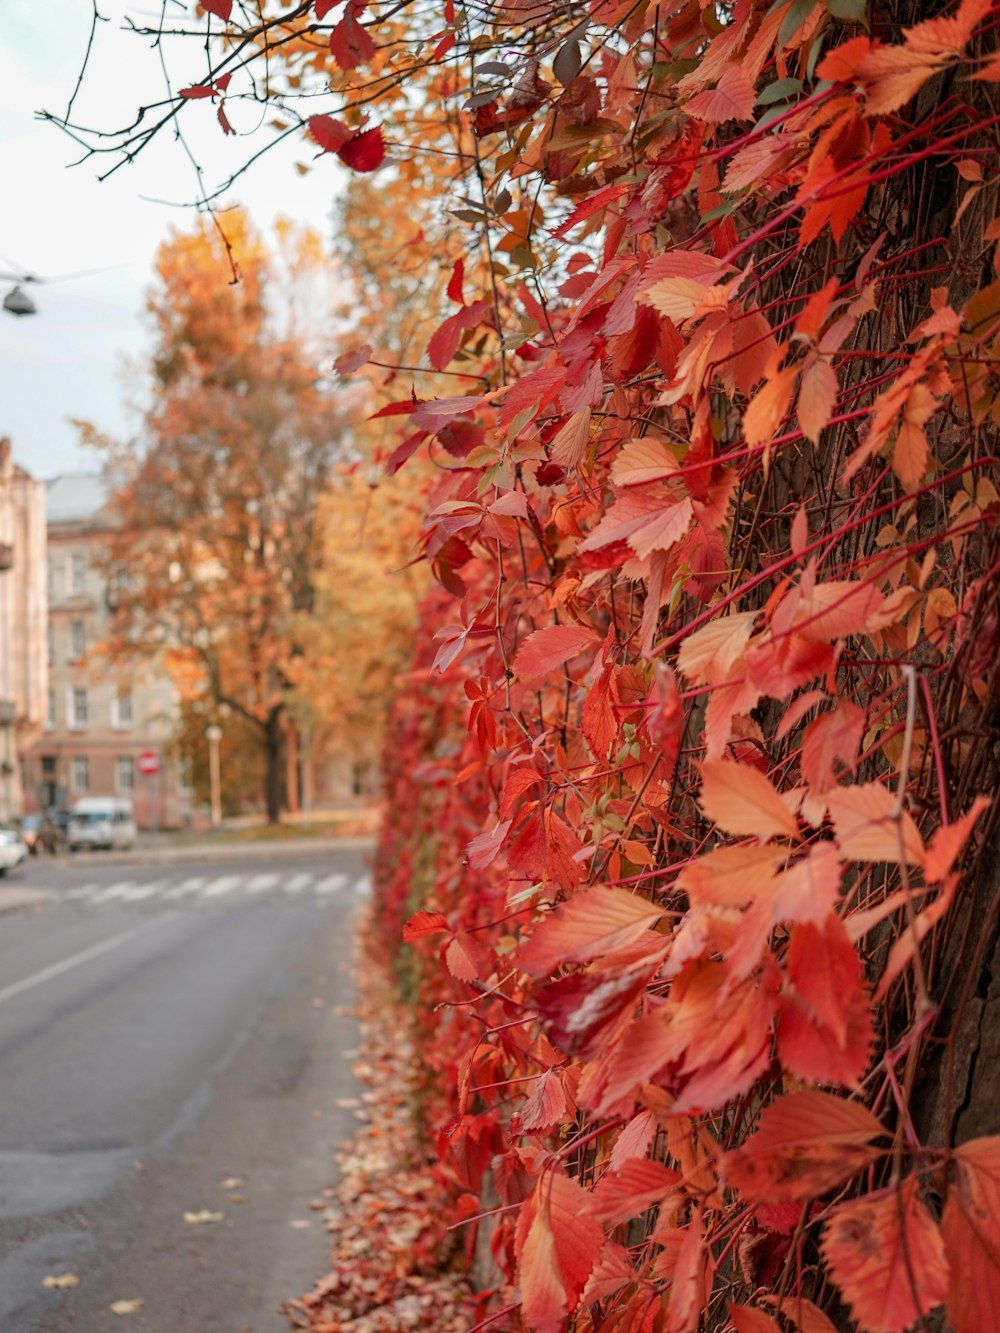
[42, 1273, 79, 1289]
[183, 1210, 224, 1225]
[110, 1298, 143, 1315]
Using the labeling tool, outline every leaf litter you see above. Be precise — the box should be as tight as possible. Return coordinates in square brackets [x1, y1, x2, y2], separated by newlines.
[286, 906, 481, 1333]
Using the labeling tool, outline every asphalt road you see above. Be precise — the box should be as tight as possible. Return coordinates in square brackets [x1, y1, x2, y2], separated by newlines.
[0, 845, 372, 1332]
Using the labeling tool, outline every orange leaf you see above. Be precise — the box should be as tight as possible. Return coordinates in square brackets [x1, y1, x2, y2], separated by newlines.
[610, 436, 680, 487]
[699, 759, 800, 841]
[445, 931, 488, 982]
[923, 795, 990, 882]
[663, 1206, 711, 1333]
[822, 1177, 949, 1332]
[801, 700, 866, 792]
[827, 783, 924, 864]
[729, 1306, 782, 1333]
[772, 842, 843, 925]
[514, 624, 599, 682]
[677, 844, 786, 910]
[771, 1297, 840, 1333]
[942, 1135, 1000, 1333]
[677, 611, 757, 684]
[874, 879, 956, 1002]
[892, 419, 929, 490]
[797, 355, 839, 445]
[519, 1068, 571, 1133]
[518, 885, 665, 977]
[723, 1089, 886, 1203]
[686, 66, 757, 123]
[586, 1158, 681, 1224]
[857, 45, 944, 115]
[550, 408, 592, 467]
[744, 364, 797, 449]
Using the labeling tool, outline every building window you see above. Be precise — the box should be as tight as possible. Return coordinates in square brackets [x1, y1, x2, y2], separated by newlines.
[71, 756, 89, 792]
[70, 619, 85, 662]
[46, 689, 56, 731]
[116, 756, 135, 793]
[47, 628, 54, 667]
[71, 687, 88, 729]
[41, 755, 56, 777]
[112, 690, 133, 730]
[70, 552, 86, 595]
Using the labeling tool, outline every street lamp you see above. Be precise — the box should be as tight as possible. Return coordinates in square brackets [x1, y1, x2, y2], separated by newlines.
[205, 725, 223, 828]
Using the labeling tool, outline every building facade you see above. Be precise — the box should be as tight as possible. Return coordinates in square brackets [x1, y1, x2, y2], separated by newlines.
[23, 475, 194, 829]
[0, 441, 48, 823]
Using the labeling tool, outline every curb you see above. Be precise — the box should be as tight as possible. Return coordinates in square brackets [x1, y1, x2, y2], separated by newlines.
[36, 834, 376, 870]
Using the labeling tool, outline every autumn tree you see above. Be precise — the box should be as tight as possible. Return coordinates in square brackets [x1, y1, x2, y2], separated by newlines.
[55, 1, 1000, 1330]
[284, 466, 428, 800]
[94, 210, 350, 823]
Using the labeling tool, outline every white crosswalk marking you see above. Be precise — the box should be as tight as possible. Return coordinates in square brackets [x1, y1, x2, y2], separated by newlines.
[200, 874, 241, 898]
[118, 882, 163, 901]
[245, 872, 280, 894]
[64, 883, 97, 899]
[61, 865, 366, 908]
[88, 880, 137, 903]
[162, 876, 209, 899]
[313, 873, 348, 895]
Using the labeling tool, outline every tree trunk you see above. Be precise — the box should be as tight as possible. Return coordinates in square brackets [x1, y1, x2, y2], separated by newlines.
[264, 708, 284, 825]
[285, 719, 300, 815]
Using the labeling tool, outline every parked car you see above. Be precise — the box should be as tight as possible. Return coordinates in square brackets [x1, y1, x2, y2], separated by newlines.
[67, 798, 137, 852]
[0, 827, 28, 873]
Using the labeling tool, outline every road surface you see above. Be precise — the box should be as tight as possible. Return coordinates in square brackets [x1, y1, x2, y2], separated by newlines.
[0, 844, 372, 1332]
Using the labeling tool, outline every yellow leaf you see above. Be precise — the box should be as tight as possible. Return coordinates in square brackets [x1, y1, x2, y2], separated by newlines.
[42, 1273, 80, 1290]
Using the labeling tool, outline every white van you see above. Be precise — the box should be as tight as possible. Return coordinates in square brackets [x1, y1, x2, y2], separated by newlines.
[67, 798, 137, 851]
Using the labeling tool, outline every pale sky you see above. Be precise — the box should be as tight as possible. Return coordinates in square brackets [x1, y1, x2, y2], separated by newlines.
[1, 1, 343, 480]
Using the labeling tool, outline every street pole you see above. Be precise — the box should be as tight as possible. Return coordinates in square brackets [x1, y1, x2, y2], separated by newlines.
[206, 725, 222, 828]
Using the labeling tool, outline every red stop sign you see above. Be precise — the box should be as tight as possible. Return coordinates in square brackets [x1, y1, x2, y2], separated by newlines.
[137, 750, 161, 776]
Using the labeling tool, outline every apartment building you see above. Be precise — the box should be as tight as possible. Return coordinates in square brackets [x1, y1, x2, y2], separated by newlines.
[0, 441, 47, 822]
[22, 474, 194, 828]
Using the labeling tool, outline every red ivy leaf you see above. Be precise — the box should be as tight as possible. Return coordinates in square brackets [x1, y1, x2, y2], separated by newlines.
[179, 84, 217, 100]
[514, 624, 600, 682]
[330, 2, 376, 71]
[337, 126, 385, 172]
[942, 1134, 1000, 1332]
[401, 910, 450, 941]
[308, 114, 350, 153]
[723, 1090, 886, 1203]
[447, 257, 465, 304]
[201, 0, 233, 20]
[334, 343, 372, 374]
[515, 1171, 604, 1332]
[519, 885, 666, 977]
[822, 1177, 949, 1332]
